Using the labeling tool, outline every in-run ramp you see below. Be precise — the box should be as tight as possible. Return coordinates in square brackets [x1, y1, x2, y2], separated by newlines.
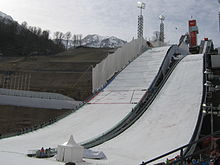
[0, 46, 170, 165]
[86, 54, 204, 165]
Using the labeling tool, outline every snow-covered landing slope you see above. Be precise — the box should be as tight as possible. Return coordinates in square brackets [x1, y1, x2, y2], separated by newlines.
[87, 54, 204, 165]
[105, 47, 170, 91]
[0, 46, 170, 165]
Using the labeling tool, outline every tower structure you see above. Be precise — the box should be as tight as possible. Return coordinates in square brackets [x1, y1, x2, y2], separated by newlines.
[137, 2, 145, 38]
[218, 0, 220, 31]
[188, 19, 199, 48]
[159, 15, 165, 43]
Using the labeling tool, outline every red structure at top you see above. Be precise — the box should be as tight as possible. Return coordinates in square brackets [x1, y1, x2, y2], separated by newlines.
[188, 20, 199, 48]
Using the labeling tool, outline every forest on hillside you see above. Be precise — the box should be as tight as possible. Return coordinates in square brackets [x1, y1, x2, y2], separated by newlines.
[0, 19, 65, 56]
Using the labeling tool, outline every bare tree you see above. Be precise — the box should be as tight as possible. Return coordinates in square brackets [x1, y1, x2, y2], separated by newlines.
[64, 31, 72, 50]
[54, 31, 64, 46]
[79, 34, 82, 46]
[72, 34, 77, 48]
[32, 27, 38, 35]
[21, 21, 28, 29]
[76, 34, 78, 47]
[36, 27, 42, 37]
[153, 31, 160, 41]
[42, 30, 50, 40]
[71, 34, 83, 48]
[58, 32, 64, 45]
[54, 31, 60, 45]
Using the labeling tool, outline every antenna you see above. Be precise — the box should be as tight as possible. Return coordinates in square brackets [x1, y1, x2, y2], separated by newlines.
[137, 2, 145, 38]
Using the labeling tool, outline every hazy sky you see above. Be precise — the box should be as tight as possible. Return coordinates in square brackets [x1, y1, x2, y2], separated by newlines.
[0, 0, 219, 46]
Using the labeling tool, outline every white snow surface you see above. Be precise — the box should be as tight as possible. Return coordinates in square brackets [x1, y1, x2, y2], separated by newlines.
[105, 46, 170, 91]
[81, 34, 126, 48]
[0, 46, 203, 165]
[87, 54, 204, 165]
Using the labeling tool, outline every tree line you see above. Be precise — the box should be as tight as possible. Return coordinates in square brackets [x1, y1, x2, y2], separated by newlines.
[53, 32, 83, 50]
[0, 19, 66, 56]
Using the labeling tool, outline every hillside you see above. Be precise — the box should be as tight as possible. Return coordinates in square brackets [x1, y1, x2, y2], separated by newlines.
[0, 11, 64, 56]
[0, 47, 113, 100]
[0, 47, 113, 137]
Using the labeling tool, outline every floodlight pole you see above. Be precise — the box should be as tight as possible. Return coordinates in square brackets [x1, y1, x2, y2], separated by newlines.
[137, 2, 145, 39]
[218, 1, 220, 29]
[138, 15, 144, 38]
[219, 11, 220, 32]
[218, 0, 220, 31]
[140, 7, 143, 15]
[159, 15, 165, 43]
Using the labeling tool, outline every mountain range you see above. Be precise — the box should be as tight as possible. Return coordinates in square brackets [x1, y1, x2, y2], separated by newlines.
[62, 34, 126, 49]
[81, 34, 126, 48]
[0, 11, 126, 50]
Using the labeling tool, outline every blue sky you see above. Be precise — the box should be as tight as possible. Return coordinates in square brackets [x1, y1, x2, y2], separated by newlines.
[0, 0, 219, 46]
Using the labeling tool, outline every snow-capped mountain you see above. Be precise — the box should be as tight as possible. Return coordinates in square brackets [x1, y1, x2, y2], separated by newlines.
[0, 11, 13, 22]
[81, 34, 126, 48]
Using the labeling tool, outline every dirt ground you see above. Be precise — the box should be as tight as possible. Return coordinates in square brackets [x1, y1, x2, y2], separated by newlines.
[0, 47, 112, 100]
[0, 47, 113, 136]
[0, 105, 71, 136]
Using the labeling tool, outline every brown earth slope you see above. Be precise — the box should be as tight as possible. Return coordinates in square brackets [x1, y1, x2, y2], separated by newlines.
[0, 47, 112, 100]
[0, 47, 113, 136]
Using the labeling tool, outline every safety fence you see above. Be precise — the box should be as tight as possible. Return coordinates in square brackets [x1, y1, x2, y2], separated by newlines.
[140, 41, 214, 165]
[92, 38, 147, 92]
[140, 130, 220, 165]
[183, 41, 213, 157]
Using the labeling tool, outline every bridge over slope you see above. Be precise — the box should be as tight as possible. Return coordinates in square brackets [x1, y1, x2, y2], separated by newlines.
[0, 46, 170, 164]
[86, 54, 204, 165]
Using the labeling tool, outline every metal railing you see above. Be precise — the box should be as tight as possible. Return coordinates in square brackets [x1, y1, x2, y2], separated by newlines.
[184, 40, 213, 157]
[140, 40, 215, 165]
[140, 130, 220, 165]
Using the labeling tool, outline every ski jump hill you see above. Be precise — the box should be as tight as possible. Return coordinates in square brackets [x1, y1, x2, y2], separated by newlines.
[0, 38, 207, 165]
